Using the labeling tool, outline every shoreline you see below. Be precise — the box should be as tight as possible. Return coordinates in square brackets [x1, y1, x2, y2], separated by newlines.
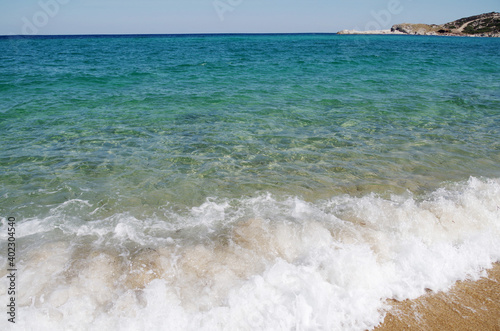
[336, 29, 498, 37]
[375, 263, 500, 330]
[337, 29, 404, 35]
[338, 13, 500, 37]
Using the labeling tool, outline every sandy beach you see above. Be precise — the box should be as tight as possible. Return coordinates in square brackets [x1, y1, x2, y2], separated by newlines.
[375, 263, 500, 330]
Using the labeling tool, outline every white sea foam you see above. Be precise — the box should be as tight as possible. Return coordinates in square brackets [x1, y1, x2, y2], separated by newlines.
[1, 177, 499, 330]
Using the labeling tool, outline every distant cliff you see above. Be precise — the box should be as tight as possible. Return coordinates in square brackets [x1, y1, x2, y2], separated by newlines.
[391, 12, 500, 37]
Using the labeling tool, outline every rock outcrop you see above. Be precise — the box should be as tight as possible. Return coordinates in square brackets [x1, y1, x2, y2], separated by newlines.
[391, 12, 500, 37]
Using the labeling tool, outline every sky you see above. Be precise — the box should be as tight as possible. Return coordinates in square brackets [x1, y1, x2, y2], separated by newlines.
[0, 0, 499, 35]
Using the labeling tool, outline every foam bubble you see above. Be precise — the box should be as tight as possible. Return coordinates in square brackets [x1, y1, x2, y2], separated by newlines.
[0, 177, 499, 330]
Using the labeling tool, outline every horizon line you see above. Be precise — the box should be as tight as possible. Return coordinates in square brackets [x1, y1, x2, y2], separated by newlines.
[0, 32, 345, 39]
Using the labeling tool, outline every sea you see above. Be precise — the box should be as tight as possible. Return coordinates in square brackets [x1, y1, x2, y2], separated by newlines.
[0, 34, 499, 330]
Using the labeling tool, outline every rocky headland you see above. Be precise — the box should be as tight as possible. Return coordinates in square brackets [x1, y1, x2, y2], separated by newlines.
[338, 12, 500, 37]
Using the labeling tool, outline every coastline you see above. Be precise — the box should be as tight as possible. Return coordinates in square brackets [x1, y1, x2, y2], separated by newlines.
[337, 29, 406, 35]
[338, 12, 500, 37]
[336, 29, 498, 37]
[336, 29, 404, 35]
[375, 263, 500, 330]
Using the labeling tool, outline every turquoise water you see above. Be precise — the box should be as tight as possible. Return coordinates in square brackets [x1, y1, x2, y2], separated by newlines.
[0, 34, 500, 330]
[1, 35, 500, 216]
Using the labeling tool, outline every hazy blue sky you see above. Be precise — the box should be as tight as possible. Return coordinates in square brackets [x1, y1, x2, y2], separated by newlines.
[1, 0, 499, 35]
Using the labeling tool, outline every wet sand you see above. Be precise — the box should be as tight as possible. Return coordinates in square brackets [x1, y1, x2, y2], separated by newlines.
[375, 264, 500, 331]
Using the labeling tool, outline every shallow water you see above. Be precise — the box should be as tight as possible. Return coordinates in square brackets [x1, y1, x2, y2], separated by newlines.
[0, 34, 499, 330]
